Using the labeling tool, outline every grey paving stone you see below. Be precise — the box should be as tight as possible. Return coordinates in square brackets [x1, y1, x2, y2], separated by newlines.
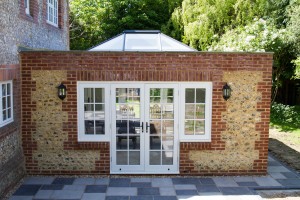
[236, 182, 259, 187]
[176, 190, 198, 195]
[253, 177, 282, 186]
[199, 178, 215, 185]
[152, 178, 173, 187]
[105, 196, 129, 200]
[268, 166, 291, 173]
[51, 190, 83, 199]
[196, 185, 220, 193]
[85, 185, 107, 193]
[23, 177, 54, 185]
[52, 178, 75, 185]
[81, 193, 106, 200]
[13, 184, 41, 196]
[269, 172, 287, 179]
[34, 190, 54, 199]
[131, 182, 152, 187]
[109, 178, 131, 187]
[106, 187, 137, 196]
[219, 187, 252, 195]
[159, 187, 176, 196]
[95, 178, 109, 185]
[154, 196, 177, 200]
[41, 184, 64, 190]
[73, 178, 96, 185]
[131, 196, 153, 200]
[268, 161, 282, 166]
[213, 177, 238, 187]
[131, 178, 152, 182]
[63, 185, 86, 192]
[233, 177, 255, 182]
[276, 179, 300, 186]
[174, 184, 197, 190]
[138, 187, 160, 195]
[172, 178, 199, 185]
[9, 196, 34, 200]
[281, 172, 299, 179]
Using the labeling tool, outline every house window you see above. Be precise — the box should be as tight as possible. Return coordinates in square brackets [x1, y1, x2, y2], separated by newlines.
[77, 83, 110, 142]
[0, 81, 13, 127]
[179, 83, 212, 141]
[25, 0, 30, 15]
[47, 0, 58, 27]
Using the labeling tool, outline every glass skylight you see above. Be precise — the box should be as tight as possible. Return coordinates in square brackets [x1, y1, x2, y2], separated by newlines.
[89, 30, 197, 52]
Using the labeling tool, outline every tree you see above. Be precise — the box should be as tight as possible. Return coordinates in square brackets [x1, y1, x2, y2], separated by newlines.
[70, 0, 171, 50]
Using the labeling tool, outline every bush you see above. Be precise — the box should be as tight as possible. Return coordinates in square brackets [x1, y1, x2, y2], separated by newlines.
[270, 103, 300, 130]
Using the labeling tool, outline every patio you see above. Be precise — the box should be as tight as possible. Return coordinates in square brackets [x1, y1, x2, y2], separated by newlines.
[8, 154, 300, 200]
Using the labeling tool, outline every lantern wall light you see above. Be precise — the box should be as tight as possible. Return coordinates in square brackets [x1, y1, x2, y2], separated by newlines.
[222, 83, 231, 101]
[57, 83, 67, 100]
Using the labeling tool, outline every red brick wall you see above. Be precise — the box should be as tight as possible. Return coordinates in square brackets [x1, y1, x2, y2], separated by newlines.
[0, 64, 25, 198]
[20, 51, 273, 176]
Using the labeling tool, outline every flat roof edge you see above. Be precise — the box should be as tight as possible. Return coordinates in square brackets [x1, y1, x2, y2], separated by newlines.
[18, 49, 274, 54]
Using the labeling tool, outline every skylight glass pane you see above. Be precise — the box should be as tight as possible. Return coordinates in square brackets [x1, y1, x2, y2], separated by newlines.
[124, 34, 160, 51]
[161, 34, 195, 51]
[89, 35, 124, 51]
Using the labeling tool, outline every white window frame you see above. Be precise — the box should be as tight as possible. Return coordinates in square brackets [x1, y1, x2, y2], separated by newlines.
[77, 82, 110, 142]
[179, 82, 212, 142]
[47, 0, 58, 27]
[25, 0, 30, 15]
[0, 81, 14, 127]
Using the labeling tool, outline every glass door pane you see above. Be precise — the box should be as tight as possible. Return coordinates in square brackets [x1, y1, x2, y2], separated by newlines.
[146, 85, 178, 173]
[112, 85, 144, 173]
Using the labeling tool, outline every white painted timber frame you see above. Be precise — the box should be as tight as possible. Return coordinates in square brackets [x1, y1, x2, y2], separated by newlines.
[0, 80, 14, 127]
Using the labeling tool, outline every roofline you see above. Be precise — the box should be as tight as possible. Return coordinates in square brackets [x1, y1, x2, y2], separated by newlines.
[123, 30, 161, 34]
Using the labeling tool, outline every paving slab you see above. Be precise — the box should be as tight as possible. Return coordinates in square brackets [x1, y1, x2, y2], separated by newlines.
[253, 177, 282, 187]
[73, 178, 96, 185]
[51, 190, 83, 199]
[81, 193, 106, 200]
[106, 187, 137, 196]
[23, 177, 54, 185]
[213, 177, 239, 187]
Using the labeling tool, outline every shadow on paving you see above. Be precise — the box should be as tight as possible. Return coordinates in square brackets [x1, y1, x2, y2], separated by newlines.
[269, 138, 300, 172]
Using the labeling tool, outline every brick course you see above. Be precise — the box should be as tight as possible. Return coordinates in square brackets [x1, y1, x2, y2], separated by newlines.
[20, 51, 273, 176]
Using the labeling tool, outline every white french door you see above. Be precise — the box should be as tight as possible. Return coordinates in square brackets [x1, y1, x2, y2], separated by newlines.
[111, 83, 178, 174]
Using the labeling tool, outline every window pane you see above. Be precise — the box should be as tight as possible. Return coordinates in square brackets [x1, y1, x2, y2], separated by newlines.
[150, 136, 161, 150]
[162, 104, 173, 119]
[95, 120, 105, 135]
[95, 88, 104, 103]
[185, 88, 195, 103]
[84, 104, 94, 119]
[3, 110, 6, 121]
[185, 104, 194, 119]
[162, 136, 173, 150]
[162, 120, 174, 135]
[149, 120, 161, 135]
[2, 97, 6, 109]
[7, 108, 11, 119]
[85, 120, 94, 134]
[7, 96, 11, 108]
[2, 84, 6, 96]
[117, 136, 128, 149]
[162, 151, 173, 165]
[185, 120, 194, 135]
[84, 88, 94, 103]
[196, 88, 206, 103]
[150, 151, 161, 165]
[117, 151, 128, 165]
[150, 88, 160, 96]
[195, 121, 205, 135]
[195, 104, 205, 119]
[7, 83, 11, 95]
[129, 151, 140, 165]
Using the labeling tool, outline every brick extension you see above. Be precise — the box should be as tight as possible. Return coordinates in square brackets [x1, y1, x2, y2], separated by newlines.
[20, 51, 273, 176]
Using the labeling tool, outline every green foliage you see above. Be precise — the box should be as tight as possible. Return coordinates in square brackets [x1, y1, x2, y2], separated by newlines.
[271, 102, 300, 131]
[70, 0, 171, 50]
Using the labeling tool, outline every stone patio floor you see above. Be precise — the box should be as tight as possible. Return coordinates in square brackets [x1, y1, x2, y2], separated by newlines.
[8, 154, 300, 200]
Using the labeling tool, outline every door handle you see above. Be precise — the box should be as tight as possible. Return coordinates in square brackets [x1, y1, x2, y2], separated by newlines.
[146, 122, 150, 133]
[140, 122, 144, 132]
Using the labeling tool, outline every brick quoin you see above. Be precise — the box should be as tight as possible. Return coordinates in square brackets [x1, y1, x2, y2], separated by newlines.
[20, 51, 273, 176]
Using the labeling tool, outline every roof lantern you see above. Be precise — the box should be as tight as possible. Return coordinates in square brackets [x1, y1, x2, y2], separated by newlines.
[89, 30, 197, 52]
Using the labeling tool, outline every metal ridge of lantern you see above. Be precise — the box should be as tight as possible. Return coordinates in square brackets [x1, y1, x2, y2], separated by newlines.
[57, 83, 67, 100]
[222, 83, 231, 101]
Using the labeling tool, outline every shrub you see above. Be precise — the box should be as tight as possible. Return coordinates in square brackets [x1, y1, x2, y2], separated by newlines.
[270, 102, 300, 130]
